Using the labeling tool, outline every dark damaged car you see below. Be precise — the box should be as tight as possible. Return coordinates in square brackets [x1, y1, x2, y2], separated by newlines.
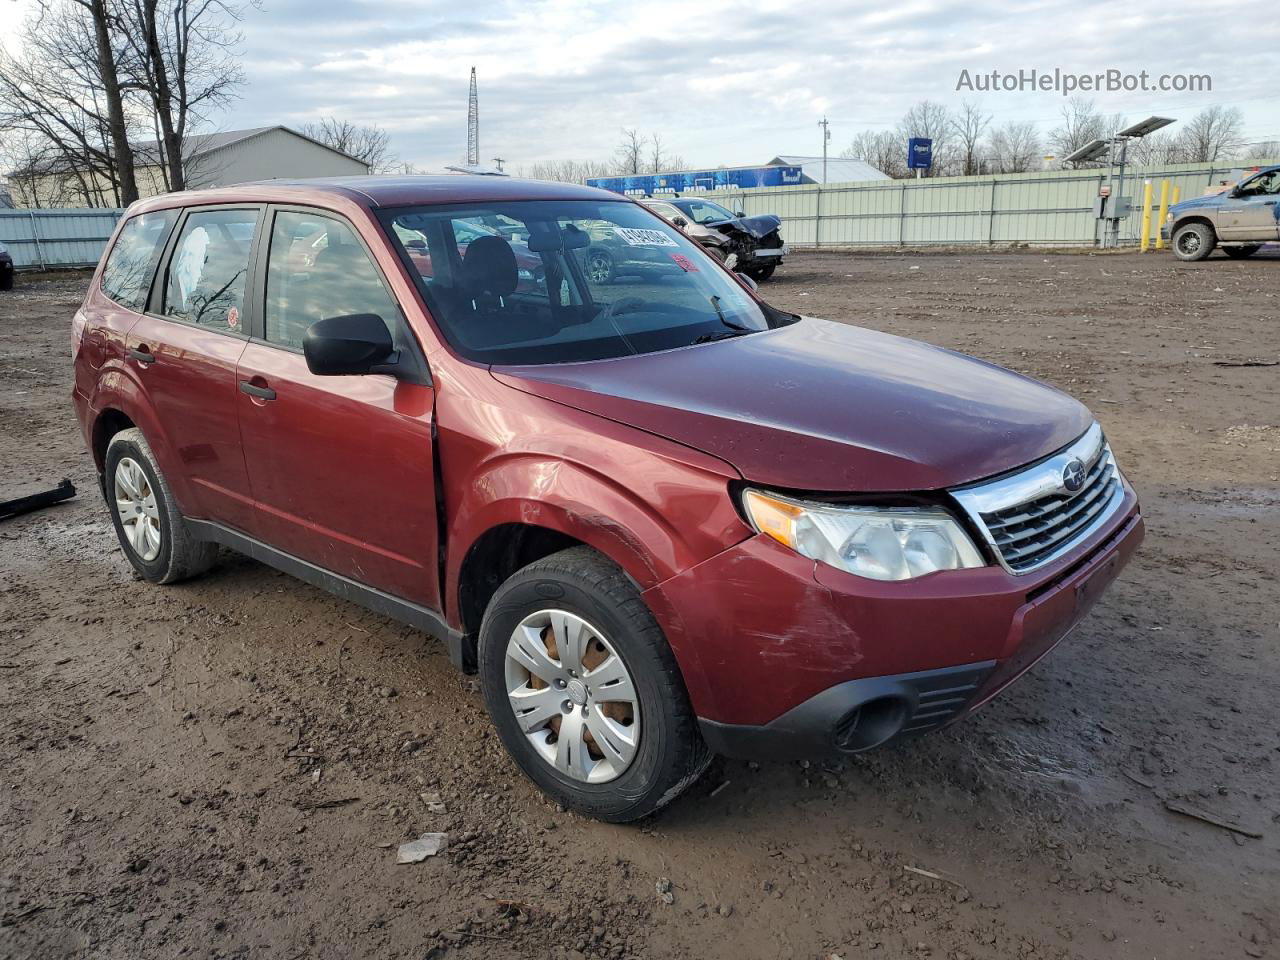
[643, 196, 786, 282]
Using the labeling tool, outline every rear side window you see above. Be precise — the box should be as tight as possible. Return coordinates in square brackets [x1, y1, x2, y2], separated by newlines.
[100, 210, 178, 311]
[264, 210, 401, 350]
[162, 209, 259, 333]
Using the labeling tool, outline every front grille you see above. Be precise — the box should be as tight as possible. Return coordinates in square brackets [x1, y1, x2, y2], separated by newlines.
[952, 424, 1125, 575]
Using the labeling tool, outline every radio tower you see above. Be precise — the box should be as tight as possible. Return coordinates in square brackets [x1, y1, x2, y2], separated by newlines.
[465, 67, 479, 167]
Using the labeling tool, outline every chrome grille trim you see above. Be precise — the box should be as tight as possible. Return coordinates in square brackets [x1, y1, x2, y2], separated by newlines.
[951, 423, 1126, 575]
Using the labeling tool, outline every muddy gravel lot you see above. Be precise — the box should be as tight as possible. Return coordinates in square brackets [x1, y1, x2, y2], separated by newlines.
[2, 249, 1277, 960]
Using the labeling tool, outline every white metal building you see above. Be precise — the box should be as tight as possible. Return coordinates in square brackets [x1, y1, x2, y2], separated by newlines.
[767, 155, 889, 184]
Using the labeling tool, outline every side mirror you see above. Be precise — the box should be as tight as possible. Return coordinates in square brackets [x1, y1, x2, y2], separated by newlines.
[304, 313, 395, 376]
[672, 215, 689, 228]
[737, 272, 759, 293]
[735, 210, 746, 218]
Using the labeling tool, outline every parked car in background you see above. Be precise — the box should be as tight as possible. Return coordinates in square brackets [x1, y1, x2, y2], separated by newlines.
[648, 196, 787, 282]
[0, 240, 13, 291]
[639, 198, 732, 261]
[72, 177, 1143, 822]
[1164, 164, 1280, 261]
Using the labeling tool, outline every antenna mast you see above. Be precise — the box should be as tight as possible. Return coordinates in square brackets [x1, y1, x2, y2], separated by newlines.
[466, 67, 479, 166]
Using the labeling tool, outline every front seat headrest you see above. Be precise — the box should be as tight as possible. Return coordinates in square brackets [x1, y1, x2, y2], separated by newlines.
[461, 235, 518, 299]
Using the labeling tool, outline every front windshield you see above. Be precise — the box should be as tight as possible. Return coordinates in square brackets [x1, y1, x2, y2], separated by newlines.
[676, 199, 737, 224]
[381, 199, 791, 365]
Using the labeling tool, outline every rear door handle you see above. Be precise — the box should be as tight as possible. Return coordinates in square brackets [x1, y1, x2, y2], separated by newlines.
[239, 380, 277, 401]
[128, 347, 155, 364]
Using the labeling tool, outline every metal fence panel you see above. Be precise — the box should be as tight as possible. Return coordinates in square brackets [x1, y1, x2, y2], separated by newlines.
[0, 208, 125, 269]
[651, 160, 1277, 248]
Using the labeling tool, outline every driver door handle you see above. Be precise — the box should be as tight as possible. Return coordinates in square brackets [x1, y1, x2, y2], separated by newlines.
[128, 347, 155, 364]
[239, 380, 277, 401]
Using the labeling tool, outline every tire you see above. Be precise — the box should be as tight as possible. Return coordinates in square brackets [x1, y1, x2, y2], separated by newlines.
[1172, 222, 1215, 261]
[104, 428, 217, 584]
[0, 268, 13, 291]
[746, 263, 777, 282]
[1223, 244, 1261, 259]
[478, 546, 710, 822]
[584, 248, 615, 285]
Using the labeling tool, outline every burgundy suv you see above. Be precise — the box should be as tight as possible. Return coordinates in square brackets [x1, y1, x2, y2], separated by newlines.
[72, 177, 1144, 821]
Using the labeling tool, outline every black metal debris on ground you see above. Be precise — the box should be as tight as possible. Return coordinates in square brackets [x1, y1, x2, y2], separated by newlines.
[0, 479, 76, 522]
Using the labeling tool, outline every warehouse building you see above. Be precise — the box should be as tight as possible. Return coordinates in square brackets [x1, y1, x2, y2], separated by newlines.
[8, 126, 369, 209]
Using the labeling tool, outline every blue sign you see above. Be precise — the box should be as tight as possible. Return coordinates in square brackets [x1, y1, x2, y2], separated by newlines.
[907, 138, 933, 170]
[586, 165, 804, 196]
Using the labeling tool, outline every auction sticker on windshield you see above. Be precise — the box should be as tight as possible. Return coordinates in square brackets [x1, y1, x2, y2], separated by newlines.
[614, 227, 678, 247]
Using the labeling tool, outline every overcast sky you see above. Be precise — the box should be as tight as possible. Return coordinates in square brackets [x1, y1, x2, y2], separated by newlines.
[6, 0, 1277, 171]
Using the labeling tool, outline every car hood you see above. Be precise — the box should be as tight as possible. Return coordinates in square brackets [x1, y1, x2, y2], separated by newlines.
[710, 214, 781, 240]
[492, 318, 1093, 492]
[1170, 193, 1225, 216]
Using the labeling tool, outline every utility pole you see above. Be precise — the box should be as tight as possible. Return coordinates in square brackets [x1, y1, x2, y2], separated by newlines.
[817, 116, 831, 183]
[491, 157, 505, 173]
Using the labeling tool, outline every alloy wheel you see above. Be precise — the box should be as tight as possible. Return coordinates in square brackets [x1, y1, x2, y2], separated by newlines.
[1178, 232, 1200, 255]
[586, 253, 612, 284]
[504, 609, 640, 783]
[114, 456, 162, 561]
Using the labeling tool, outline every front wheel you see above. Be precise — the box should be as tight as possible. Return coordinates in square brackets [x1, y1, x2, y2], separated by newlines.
[1172, 222, 1215, 261]
[1223, 244, 1261, 259]
[478, 546, 710, 822]
[584, 248, 615, 284]
[746, 262, 777, 282]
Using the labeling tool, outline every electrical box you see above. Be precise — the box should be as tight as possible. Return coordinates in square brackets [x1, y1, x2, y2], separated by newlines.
[1093, 197, 1132, 218]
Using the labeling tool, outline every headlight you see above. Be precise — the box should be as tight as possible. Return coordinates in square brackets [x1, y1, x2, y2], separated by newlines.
[741, 489, 985, 581]
[1166, 212, 1174, 222]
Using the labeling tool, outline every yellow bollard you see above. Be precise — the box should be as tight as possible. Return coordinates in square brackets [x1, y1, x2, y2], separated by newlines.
[1139, 180, 1154, 252]
[1171, 185, 1181, 205]
[1154, 179, 1171, 250]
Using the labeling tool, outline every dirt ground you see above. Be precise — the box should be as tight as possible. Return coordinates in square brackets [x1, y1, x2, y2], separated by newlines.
[2, 248, 1277, 960]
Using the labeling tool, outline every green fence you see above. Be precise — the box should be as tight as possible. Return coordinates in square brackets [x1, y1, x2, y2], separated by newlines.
[673, 161, 1277, 248]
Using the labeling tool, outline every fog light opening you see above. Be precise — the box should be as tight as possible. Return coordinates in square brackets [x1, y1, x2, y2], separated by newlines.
[834, 696, 910, 753]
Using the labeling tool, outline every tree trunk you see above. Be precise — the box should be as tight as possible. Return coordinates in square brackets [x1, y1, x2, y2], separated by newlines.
[88, 0, 138, 204]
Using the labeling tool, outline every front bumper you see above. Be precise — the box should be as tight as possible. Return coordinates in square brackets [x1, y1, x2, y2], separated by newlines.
[644, 486, 1144, 759]
[1160, 223, 1172, 244]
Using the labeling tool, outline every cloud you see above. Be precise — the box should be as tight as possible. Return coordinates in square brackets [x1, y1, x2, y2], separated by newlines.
[8, 0, 1278, 172]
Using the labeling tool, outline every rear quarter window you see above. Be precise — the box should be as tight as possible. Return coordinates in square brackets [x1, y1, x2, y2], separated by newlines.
[101, 210, 178, 312]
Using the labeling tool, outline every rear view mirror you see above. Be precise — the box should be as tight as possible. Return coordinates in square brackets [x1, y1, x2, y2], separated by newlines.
[304, 313, 395, 376]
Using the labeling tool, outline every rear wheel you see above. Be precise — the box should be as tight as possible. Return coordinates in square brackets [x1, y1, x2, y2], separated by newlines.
[104, 428, 217, 584]
[1172, 222, 1215, 261]
[1223, 244, 1261, 259]
[478, 546, 710, 822]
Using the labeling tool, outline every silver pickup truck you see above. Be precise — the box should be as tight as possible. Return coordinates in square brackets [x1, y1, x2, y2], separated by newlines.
[1163, 164, 1279, 261]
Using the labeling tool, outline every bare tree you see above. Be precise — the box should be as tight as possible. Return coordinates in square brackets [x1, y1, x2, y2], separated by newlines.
[986, 121, 1042, 173]
[118, 0, 255, 192]
[613, 128, 646, 175]
[1049, 97, 1109, 166]
[1238, 140, 1280, 163]
[520, 158, 615, 183]
[950, 100, 991, 175]
[301, 119, 396, 173]
[1176, 106, 1244, 163]
[897, 100, 953, 176]
[840, 130, 906, 178]
[0, 3, 132, 206]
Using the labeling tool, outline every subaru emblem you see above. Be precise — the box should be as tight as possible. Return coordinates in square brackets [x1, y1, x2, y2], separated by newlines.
[1062, 458, 1086, 493]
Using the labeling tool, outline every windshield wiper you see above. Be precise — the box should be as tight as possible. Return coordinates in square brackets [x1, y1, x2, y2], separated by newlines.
[692, 295, 753, 344]
[692, 329, 751, 345]
[709, 295, 748, 331]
